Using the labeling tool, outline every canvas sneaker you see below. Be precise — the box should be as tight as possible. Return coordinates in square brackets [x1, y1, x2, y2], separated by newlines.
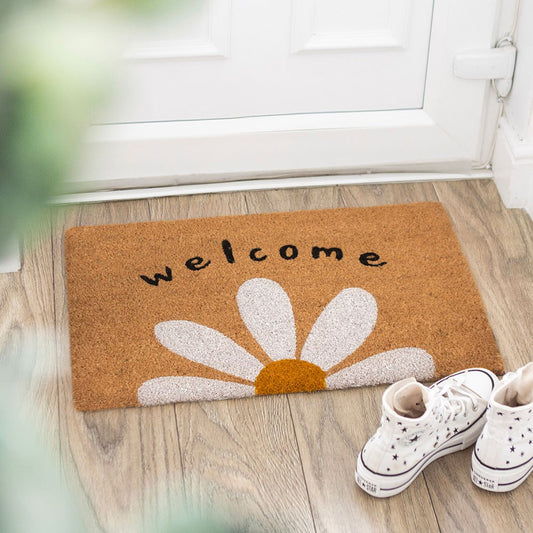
[355, 368, 497, 498]
[471, 362, 533, 492]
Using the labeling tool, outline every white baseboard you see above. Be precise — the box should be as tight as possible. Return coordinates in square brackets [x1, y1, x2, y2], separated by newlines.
[54, 170, 492, 205]
[493, 117, 533, 219]
[0, 238, 21, 274]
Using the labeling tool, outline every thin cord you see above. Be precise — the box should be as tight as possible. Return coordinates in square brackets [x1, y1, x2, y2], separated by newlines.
[472, 0, 521, 169]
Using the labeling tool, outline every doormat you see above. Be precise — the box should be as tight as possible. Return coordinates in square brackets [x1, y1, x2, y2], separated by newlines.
[65, 202, 503, 411]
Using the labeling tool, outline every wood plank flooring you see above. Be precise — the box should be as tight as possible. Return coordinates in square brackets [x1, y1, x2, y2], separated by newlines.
[0, 179, 531, 532]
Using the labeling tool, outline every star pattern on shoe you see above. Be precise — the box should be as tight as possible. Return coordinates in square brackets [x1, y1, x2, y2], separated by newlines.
[357, 369, 499, 495]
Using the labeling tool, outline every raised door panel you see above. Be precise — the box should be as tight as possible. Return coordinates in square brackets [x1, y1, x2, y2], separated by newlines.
[98, 0, 433, 123]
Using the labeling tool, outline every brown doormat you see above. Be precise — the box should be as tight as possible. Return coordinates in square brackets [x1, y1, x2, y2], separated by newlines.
[65, 202, 502, 411]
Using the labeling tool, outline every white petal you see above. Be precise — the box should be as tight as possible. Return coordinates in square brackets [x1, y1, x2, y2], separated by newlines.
[300, 288, 377, 370]
[138, 376, 254, 406]
[155, 320, 264, 382]
[326, 348, 435, 389]
[236, 278, 296, 361]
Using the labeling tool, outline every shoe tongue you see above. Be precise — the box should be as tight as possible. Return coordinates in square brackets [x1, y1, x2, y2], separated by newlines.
[392, 382, 430, 418]
[505, 364, 533, 407]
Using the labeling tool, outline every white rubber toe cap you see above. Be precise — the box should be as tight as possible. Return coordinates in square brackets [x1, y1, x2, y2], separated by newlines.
[460, 368, 498, 401]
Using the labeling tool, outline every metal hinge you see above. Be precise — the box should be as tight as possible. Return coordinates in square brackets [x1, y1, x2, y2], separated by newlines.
[454, 37, 517, 99]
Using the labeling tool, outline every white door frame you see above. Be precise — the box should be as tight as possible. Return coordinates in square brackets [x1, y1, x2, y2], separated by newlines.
[73, 0, 505, 192]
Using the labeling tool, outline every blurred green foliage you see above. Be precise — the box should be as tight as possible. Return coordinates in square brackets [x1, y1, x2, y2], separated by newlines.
[0, 2, 239, 531]
[0, 344, 82, 533]
[0, 0, 181, 251]
[0, 7, 110, 248]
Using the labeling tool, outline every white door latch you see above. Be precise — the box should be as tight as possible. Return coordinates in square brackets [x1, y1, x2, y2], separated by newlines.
[454, 41, 516, 98]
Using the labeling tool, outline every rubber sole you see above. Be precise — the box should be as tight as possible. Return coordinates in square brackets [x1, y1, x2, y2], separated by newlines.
[355, 425, 481, 498]
[471, 452, 533, 492]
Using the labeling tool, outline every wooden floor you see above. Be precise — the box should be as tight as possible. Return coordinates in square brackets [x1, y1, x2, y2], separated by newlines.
[1, 179, 532, 532]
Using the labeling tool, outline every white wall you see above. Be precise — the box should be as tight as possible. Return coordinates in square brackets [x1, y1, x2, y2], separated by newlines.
[503, 0, 533, 142]
[0, 239, 21, 274]
[493, 0, 533, 218]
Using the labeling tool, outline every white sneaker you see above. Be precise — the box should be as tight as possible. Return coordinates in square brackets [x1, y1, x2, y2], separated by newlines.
[355, 368, 497, 498]
[471, 362, 533, 492]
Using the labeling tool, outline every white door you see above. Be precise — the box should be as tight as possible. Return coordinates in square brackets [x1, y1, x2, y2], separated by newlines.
[77, 0, 504, 190]
[100, 0, 433, 122]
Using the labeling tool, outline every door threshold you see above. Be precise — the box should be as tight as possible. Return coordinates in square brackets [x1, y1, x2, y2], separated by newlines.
[53, 170, 493, 205]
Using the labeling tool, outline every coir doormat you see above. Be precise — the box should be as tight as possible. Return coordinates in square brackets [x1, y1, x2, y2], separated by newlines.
[65, 202, 502, 411]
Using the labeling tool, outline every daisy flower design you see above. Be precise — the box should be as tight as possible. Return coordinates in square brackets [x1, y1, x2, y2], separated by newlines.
[138, 278, 435, 406]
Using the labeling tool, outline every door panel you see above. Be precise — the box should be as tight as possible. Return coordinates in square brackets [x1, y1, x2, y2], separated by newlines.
[98, 0, 434, 123]
[125, 0, 230, 60]
[291, 0, 410, 52]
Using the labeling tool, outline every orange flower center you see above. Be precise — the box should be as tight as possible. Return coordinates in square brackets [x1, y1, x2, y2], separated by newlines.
[255, 359, 326, 395]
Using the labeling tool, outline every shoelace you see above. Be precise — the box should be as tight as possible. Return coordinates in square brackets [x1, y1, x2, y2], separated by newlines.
[433, 378, 481, 423]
